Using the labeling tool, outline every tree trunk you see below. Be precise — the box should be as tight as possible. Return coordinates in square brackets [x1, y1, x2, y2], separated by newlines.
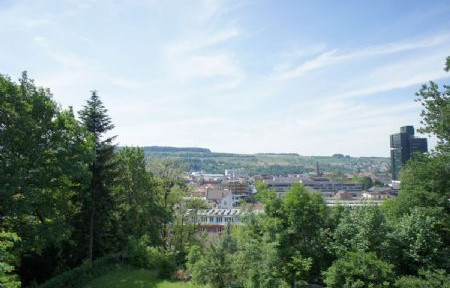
[89, 206, 95, 262]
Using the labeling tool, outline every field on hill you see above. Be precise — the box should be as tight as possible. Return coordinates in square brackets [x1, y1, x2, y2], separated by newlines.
[82, 267, 205, 288]
[141, 146, 390, 175]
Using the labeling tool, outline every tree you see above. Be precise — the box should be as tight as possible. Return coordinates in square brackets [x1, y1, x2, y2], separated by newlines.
[323, 251, 395, 288]
[415, 57, 450, 153]
[281, 184, 328, 284]
[187, 228, 238, 288]
[395, 269, 450, 288]
[78, 91, 116, 261]
[328, 205, 389, 259]
[386, 209, 446, 275]
[0, 73, 93, 283]
[0, 232, 20, 288]
[170, 195, 208, 263]
[361, 176, 373, 190]
[113, 147, 163, 248]
[231, 210, 288, 288]
[255, 183, 329, 285]
[381, 58, 450, 275]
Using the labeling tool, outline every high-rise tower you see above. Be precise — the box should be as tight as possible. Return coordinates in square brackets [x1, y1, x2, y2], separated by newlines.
[390, 125, 428, 180]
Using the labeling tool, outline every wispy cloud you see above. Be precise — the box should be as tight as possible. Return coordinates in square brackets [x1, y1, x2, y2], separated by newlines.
[161, 2, 246, 90]
[273, 33, 450, 80]
[331, 49, 450, 100]
[1, 0, 448, 156]
[170, 27, 241, 54]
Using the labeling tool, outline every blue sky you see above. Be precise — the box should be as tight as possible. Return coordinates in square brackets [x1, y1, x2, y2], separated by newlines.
[1, 0, 449, 156]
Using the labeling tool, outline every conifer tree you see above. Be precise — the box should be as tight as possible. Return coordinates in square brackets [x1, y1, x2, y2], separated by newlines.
[78, 91, 116, 261]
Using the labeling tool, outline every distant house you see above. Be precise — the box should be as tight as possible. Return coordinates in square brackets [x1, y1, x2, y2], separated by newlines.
[206, 189, 229, 208]
[334, 190, 353, 200]
[362, 187, 396, 200]
[186, 208, 264, 234]
[186, 209, 242, 233]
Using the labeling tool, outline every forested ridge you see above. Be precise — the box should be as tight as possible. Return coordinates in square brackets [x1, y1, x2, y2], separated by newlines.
[142, 146, 389, 175]
[0, 57, 449, 288]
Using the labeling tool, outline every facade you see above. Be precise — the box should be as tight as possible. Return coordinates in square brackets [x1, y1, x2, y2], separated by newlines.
[264, 176, 362, 198]
[219, 192, 244, 209]
[362, 187, 397, 200]
[221, 180, 249, 195]
[264, 176, 309, 197]
[390, 126, 428, 180]
[186, 209, 243, 233]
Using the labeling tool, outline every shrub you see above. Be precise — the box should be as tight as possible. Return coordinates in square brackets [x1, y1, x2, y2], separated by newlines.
[39, 254, 125, 288]
[127, 237, 177, 278]
[395, 269, 450, 288]
[323, 251, 395, 288]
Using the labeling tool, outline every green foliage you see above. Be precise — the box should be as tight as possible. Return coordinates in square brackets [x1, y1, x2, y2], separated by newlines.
[397, 153, 450, 213]
[169, 194, 206, 264]
[187, 231, 238, 288]
[0, 232, 20, 288]
[80, 267, 204, 288]
[241, 183, 329, 285]
[127, 237, 177, 278]
[394, 269, 450, 288]
[0, 73, 92, 252]
[353, 176, 373, 190]
[279, 184, 329, 284]
[385, 153, 450, 271]
[0, 73, 94, 283]
[143, 147, 388, 175]
[78, 91, 117, 261]
[39, 254, 125, 288]
[113, 147, 164, 248]
[323, 251, 395, 288]
[415, 58, 450, 153]
[234, 234, 284, 288]
[386, 209, 446, 275]
[328, 205, 388, 258]
[372, 180, 384, 187]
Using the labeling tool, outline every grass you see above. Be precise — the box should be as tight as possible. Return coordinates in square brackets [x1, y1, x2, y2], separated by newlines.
[82, 266, 205, 288]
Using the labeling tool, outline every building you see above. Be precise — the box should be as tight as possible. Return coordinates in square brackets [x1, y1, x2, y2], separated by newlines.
[221, 180, 249, 195]
[186, 209, 243, 233]
[191, 172, 225, 184]
[390, 126, 428, 180]
[362, 187, 397, 200]
[300, 178, 362, 198]
[263, 176, 362, 198]
[264, 176, 307, 197]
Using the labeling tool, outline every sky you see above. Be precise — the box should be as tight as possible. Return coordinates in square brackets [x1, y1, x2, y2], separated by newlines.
[1, 0, 449, 157]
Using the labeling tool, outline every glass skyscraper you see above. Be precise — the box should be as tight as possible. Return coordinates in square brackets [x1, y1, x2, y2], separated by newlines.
[390, 126, 428, 180]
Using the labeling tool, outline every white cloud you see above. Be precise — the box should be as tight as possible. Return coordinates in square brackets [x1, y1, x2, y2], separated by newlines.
[332, 49, 450, 100]
[176, 53, 242, 80]
[170, 27, 241, 54]
[274, 33, 450, 80]
[0, 0, 447, 156]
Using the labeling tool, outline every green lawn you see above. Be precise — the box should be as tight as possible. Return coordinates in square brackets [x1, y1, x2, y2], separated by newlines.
[82, 267, 205, 288]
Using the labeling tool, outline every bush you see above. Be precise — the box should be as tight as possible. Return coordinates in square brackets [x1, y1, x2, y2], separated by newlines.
[323, 251, 395, 288]
[395, 269, 450, 288]
[39, 254, 125, 288]
[127, 237, 177, 278]
[0, 232, 21, 288]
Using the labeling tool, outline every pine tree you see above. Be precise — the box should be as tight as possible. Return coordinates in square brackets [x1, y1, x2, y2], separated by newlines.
[78, 91, 116, 261]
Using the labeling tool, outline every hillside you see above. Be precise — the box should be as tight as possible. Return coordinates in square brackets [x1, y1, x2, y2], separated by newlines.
[141, 146, 390, 175]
